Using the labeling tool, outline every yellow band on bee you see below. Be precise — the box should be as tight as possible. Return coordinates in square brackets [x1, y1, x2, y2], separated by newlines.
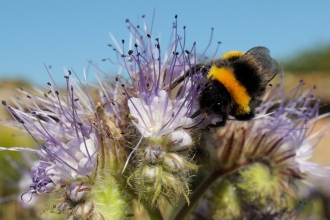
[207, 66, 251, 114]
[221, 51, 244, 60]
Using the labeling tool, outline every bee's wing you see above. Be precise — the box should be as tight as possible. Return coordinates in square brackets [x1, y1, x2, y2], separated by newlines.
[246, 46, 279, 82]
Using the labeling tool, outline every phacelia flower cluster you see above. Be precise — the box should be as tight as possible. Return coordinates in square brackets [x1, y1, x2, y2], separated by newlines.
[1, 15, 329, 220]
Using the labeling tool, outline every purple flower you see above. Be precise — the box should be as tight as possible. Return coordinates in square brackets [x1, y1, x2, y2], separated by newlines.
[1, 73, 98, 195]
[203, 79, 325, 178]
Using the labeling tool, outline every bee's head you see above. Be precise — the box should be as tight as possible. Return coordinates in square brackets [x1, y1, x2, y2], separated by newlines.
[198, 80, 232, 116]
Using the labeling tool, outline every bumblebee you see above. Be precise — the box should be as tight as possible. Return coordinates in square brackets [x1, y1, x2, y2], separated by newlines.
[173, 46, 279, 127]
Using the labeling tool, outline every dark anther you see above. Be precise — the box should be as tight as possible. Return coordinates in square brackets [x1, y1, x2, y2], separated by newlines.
[183, 26, 186, 29]
[218, 41, 222, 44]
[48, 90, 52, 94]
[155, 38, 159, 41]
[121, 54, 126, 58]
[137, 52, 140, 56]
[128, 50, 133, 55]
[71, 85, 74, 91]
[113, 48, 117, 51]
[47, 82, 51, 86]
[146, 83, 149, 87]
[116, 77, 119, 81]
[122, 93, 126, 95]
[269, 84, 273, 87]
[31, 111, 36, 115]
[211, 27, 214, 30]
[102, 59, 106, 61]
[157, 44, 160, 49]
[125, 19, 129, 23]
[68, 70, 71, 75]
[27, 95, 31, 98]
[135, 44, 138, 48]
[108, 44, 112, 47]
[64, 76, 69, 79]
[122, 39, 125, 44]
[147, 34, 151, 38]
[44, 94, 48, 98]
[121, 84, 125, 87]
[137, 25, 140, 28]
[77, 122, 83, 126]
[314, 85, 316, 89]
[175, 15, 177, 18]
[185, 50, 190, 54]
[142, 15, 145, 18]
[175, 52, 179, 55]
[1, 100, 6, 106]
[55, 91, 59, 96]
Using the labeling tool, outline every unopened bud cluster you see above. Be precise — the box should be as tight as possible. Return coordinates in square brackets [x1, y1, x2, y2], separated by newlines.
[128, 130, 198, 205]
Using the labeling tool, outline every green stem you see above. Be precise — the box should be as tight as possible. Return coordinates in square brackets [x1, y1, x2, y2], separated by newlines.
[144, 205, 164, 220]
[172, 163, 247, 220]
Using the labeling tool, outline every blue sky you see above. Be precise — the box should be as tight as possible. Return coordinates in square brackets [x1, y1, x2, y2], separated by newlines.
[1, 1, 330, 86]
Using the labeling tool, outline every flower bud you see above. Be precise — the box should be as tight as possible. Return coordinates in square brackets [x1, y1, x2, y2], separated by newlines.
[237, 163, 295, 208]
[166, 130, 192, 152]
[142, 165, 161, 182]
[143, 145, 166, 163]
[53, 199, 73, 213]
[163, 153, 185, 172]
[74, 201, 94, 219]
[66, 182, 91, 202]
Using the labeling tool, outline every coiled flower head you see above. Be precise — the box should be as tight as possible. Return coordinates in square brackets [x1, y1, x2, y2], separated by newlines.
[2, 71, 131, 219]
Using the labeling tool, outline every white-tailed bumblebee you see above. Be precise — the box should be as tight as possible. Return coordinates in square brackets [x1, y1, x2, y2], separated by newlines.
[173, 46, 278, 127]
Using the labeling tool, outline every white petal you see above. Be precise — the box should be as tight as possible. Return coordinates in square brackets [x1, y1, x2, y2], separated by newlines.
[77, 158, 96, 176]
[80, 138, 96, 157]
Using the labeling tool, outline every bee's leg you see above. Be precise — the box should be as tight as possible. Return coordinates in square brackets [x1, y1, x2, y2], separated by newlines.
[207, 113, 227, 128]
[186, 64, 207, 77]
[169, 64, 207, 90]
[183, 112, 206, 130]
[190, 109, 203, 119]
[235, 112, 255, 121]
